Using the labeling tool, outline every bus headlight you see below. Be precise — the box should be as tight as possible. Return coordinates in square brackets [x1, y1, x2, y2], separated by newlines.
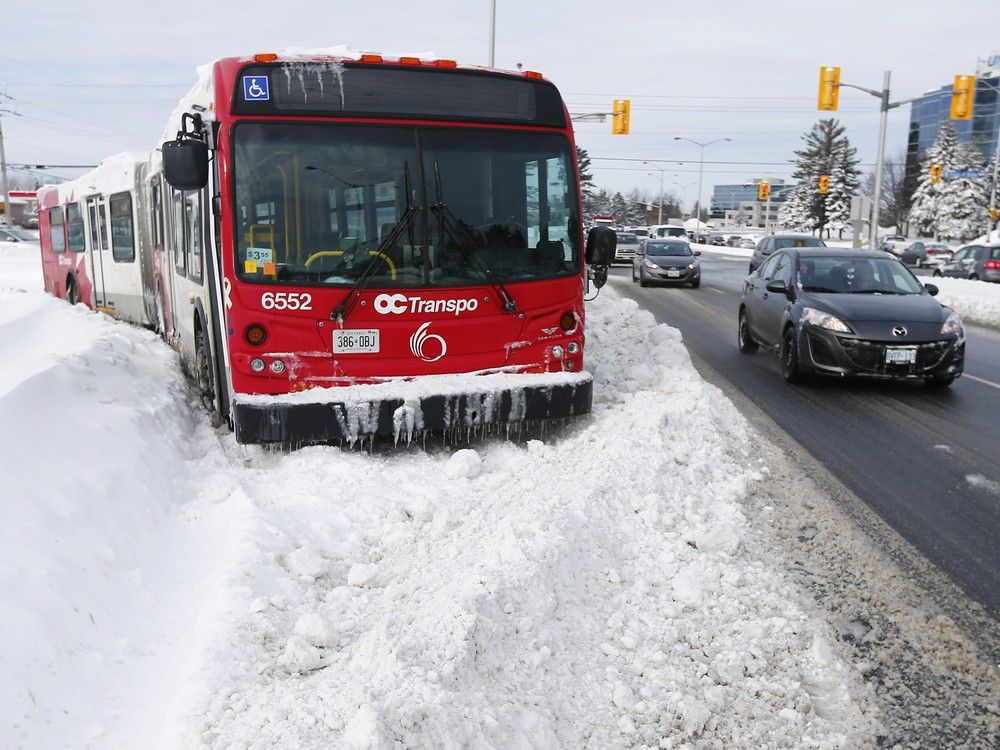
[551, 345, 565, 359]
[269, 359, 286, 374]
[250, 357, 266, 373]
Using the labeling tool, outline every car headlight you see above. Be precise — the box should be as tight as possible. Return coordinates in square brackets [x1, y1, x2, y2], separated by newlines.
[801, 306, 853, 333]
[644, 259, 658, 269]
[940, 311, 963, 336]
[687, 263, 697, 270]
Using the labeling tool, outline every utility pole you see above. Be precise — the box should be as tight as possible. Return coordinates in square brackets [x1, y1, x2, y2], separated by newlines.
[488, 0, 496, 67]
[674, 136, 731, 232]
[0, 110, 10, 226]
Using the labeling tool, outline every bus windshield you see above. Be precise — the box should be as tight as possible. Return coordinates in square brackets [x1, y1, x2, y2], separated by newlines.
[232, 122, 581, 288]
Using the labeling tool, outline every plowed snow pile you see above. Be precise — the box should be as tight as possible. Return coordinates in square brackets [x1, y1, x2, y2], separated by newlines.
[1, 247, 877, 748]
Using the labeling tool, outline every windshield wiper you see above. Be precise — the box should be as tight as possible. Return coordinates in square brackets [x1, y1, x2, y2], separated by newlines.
[331, 163, 417, 323]
[801, 285, 841, 293]
[430, 160, 518, 315]
[847, 289, 908, 295]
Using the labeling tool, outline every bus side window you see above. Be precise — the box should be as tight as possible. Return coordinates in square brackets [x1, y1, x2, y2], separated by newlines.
[67, 203, 86, 252]
[88, 198, 108, 252]
[171, 189, 186, 273]
[49, 207, 66, 253]
[186, 191, 203, 281]
[151, 181, 164, 250]
[109, 192, 136, 263]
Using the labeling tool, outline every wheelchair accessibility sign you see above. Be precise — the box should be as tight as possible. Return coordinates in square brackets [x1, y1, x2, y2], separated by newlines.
[242, 76, 270, 101]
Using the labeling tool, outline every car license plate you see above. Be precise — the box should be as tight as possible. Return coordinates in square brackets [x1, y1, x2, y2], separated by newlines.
[885, 347, 916, 365]
[666, 269, 681, 277]
[333, 329, 380, 353]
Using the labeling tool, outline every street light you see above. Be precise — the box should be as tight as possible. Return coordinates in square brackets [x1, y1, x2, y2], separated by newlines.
[674, 136, 731, 227]
[643, 162, 667, 224]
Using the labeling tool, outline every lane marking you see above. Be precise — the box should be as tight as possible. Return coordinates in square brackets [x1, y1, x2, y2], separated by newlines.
[963, 374, 1000, 391]
[711, 288, 725, 295]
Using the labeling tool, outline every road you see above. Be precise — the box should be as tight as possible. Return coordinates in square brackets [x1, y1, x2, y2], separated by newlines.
[608, 253, 1000, 616]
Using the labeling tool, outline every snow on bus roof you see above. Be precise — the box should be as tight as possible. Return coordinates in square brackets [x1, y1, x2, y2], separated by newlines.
[38, 151, 148, 202]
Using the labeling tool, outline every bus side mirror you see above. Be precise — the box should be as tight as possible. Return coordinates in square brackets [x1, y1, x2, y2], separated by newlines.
[586, 226, 616, 266]
[162, 139, 209, 191]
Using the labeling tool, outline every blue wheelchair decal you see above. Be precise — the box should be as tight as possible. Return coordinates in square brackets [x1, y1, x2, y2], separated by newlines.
[242, 76, 270, 101]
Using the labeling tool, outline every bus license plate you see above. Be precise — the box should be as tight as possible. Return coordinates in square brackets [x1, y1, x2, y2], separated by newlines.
[333, 329, 380, 353]
[885, 347, 916, 365]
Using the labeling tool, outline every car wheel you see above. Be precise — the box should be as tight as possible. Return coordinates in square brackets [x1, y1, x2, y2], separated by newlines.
[932, 269, 942, 277]
[738, 309, 758, 354]
[970, 274, 979, 281]
[639, 268, 649, 288]
[690, 277, 700, 288]
[780, 327, 804, 383]
[925, 375, 955, 389]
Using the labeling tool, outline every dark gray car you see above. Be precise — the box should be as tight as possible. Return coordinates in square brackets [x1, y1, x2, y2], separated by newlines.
[932, 243, 1000, 283]
[738, 249, 964, 387]
[749, 233, 826, 274]
[633, 239, 701, 287]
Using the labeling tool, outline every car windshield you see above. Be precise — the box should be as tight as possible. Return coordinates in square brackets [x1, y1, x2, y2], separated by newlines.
[646, 242, 692, 257]
[798, 256, 925, 295]
[775, 236, 825, 250]
[617, 233, 638, 244]
[233, 122, 581, 288]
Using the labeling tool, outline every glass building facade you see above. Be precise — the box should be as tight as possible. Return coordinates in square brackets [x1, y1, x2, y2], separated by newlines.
[710, 180, 792, 218]
[905, 77, 1000, 175]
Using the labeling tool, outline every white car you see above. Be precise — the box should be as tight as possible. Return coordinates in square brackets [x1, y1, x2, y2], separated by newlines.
[614, 231, 641, 263]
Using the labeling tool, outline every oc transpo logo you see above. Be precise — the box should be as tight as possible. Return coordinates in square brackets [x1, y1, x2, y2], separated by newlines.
[373, 293, 479, 316]
[410, 323, 447, 362]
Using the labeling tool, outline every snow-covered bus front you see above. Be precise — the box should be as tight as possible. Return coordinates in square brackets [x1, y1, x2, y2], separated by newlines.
[160, 52, 613, 445]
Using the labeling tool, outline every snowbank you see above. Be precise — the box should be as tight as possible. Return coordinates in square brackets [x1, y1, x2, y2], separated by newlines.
[929, 276, 1000, 328]
[2, 247, 879, 747]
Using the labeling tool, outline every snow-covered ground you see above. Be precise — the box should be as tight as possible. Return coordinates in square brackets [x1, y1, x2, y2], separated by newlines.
[4, 236, 999, 747]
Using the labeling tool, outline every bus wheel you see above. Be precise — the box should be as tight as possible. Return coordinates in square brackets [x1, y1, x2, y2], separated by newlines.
[195, 326, 216, 412]
[66, 276, 80, 305]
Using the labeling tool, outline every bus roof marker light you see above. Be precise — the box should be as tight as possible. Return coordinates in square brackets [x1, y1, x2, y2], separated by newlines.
[524, 71, 544, 79]
[360, 54, 384, 64]
[254, 53, 278, 62]
[399, 57, 421, 65]
[433, 59, 458, 68]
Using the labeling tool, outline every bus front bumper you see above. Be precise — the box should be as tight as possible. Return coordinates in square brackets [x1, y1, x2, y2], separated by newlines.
[231, 371, 593, 446]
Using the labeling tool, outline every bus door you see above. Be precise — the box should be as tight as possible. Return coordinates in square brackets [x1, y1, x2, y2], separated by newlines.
[86, 195, 110, 312]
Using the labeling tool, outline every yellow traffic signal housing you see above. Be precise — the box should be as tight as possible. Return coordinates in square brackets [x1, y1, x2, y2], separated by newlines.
[612, 99, 631, 135]
[818, 175, 830, 195]
[950, 75, 976, 120]
[990, 207, 999, 222]
[930, 163, 943, 185]
[757, 180, 770, 201]
[817, 66, 841, 111]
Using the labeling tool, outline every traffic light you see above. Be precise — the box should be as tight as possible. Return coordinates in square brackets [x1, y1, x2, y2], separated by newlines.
[818, 175, 830, 195]
[950, 75, 976, 120]
[611, 99, 631, 135]
[817, 66, 841, 111]
[757, 180, 770, 201]
[990, 207, 999, 222]
[929, 163, 943, 185]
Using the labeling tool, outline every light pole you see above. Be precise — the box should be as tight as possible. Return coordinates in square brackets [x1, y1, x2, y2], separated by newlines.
[674, 136, 731, 228]
[488, 1, 496, 66]
[643, 162, 667, 224]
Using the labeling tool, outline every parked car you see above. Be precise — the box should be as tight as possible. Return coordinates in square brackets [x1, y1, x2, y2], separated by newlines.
[0, 226, 38, 244]
[19, 215, 39, 230]
[749, 233, 826, 273]
[899, 241, 952, 268]
[633, 239, 701, 288]
[735, 236, 756, 249]
[738, 248, 964, 387]
[932, 243, 1000, 282]
[708, 233, 726, 246]
[614, 231, 641, 263]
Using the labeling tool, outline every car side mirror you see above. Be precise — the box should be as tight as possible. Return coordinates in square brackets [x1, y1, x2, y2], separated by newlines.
[694, 250, 701, 256]
[924, 283, 939, 296]
[766, 279, 788, 295]
[162, 138, 209, 191]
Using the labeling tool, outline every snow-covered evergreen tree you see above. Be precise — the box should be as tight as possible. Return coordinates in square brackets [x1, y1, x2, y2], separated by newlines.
[779, 119, 861, 236]
[624, 189, 648, 225]
[937, 140, 990, 242]
[576, 147, 594, 202]
[609, 192, 629, 224]
[908, 122, 959, 238]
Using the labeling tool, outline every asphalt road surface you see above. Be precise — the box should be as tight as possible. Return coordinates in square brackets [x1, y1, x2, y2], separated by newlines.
[609, 253, 1000, 616]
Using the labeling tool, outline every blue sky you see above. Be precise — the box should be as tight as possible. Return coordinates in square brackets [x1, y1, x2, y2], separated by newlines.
[3, 0, 998, 210]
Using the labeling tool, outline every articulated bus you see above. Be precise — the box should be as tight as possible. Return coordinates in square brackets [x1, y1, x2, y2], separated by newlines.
[38, 51, 614, 445]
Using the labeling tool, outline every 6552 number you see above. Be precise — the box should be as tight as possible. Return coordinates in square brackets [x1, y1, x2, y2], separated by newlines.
[260, 292, 312, 311]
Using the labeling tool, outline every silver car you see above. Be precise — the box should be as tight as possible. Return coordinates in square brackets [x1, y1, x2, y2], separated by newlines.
[933, 243, 1000, 283]
[614, 231, 641, 263]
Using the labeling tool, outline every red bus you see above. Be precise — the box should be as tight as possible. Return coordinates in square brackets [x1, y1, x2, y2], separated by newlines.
[39, 51, 614, 445]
